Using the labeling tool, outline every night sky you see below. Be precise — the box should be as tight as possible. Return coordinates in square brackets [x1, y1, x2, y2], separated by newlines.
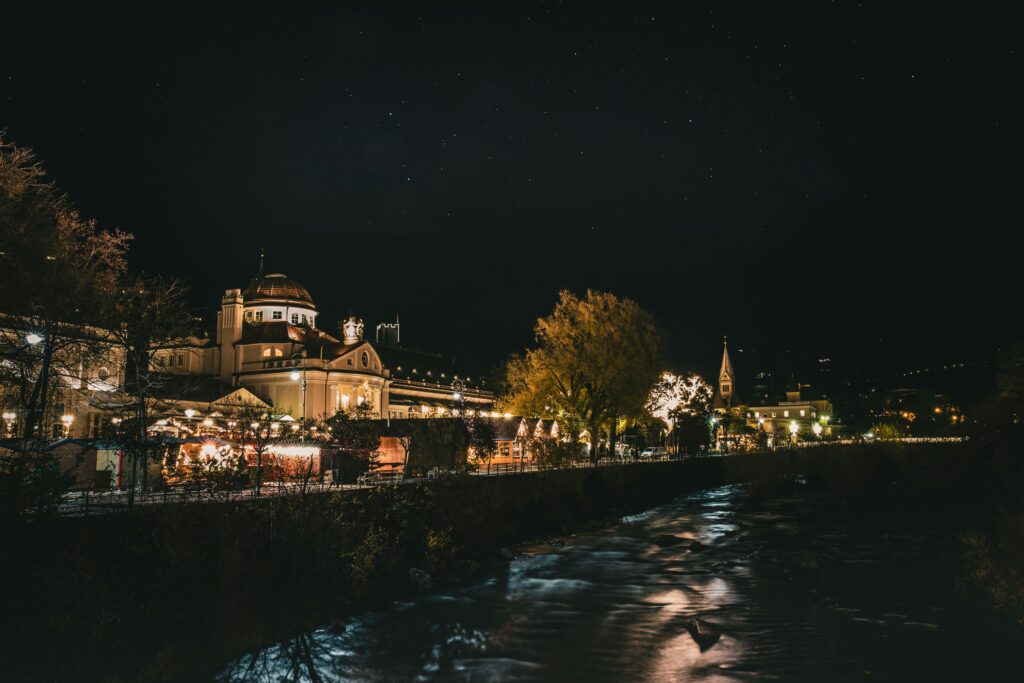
[1, 4, 1019, 391]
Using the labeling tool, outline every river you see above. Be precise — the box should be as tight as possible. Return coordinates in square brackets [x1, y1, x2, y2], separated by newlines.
[220, 484, 1021, 681]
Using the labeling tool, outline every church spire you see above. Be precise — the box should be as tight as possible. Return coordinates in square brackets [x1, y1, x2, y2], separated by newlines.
[719, 336, 735, 405]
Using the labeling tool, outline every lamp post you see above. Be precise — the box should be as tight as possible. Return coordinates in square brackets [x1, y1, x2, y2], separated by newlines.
[23, 331, 54, 442]
[789, 420, 799, 444]
[291, 352, 307, 437]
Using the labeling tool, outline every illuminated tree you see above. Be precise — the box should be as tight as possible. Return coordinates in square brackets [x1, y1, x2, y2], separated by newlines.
[501, 290, 664, 462]
[0, 133, 131, 444]
[646, 372, 714, 455]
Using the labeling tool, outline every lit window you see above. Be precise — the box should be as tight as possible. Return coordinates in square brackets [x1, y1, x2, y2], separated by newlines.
[800, 410, 806, 417]
[754, 411, 759, 418]
[272, 311, 282, 320]
[274, 348, 283, 357]
[783, 410, 789, 417]
[262, 348, 271, 358]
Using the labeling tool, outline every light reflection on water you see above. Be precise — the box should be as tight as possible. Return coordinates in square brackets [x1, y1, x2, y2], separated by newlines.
[221, 484, 1022, 682]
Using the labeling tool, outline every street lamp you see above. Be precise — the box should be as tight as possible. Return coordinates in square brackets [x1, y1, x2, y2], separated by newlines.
[789, 420, 799, 444]
[25, 333, 43, 346]
[812, 422, 823, 439]
[291, 352, 307, 437]
[60, 414, 74, 436]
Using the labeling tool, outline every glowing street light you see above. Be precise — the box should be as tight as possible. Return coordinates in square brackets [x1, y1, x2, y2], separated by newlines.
[812, 422, 823, 437]
[184, 409, 196, 419]
[25, 333, 43, 346]
[789, 420, 799, 435]
[291, 352, 307, 436]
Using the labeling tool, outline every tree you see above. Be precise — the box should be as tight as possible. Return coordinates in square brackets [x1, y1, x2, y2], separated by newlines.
[1, 133, 131, 445]
[465, 412, 497, 474]
[646, 371, 713, 454]
[101, 275, 193, 505]
[502, 290, 665, 462]
[324, 402, 383, 483]
[530, 437, 583, 471]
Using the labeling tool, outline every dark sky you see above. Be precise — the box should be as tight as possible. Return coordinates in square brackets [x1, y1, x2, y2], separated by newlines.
[1, 3, 1019, 389]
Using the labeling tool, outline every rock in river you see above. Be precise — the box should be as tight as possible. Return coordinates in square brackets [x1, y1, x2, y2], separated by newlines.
[408, 567, 433, 592]
[684, 618, 722, 651]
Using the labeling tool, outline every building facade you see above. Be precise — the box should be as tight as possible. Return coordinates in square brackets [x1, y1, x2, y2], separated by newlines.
[155, 268, 493, 424]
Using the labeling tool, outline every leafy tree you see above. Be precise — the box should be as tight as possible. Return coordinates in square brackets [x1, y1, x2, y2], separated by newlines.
[674, 412, 712, 454]
[465, 412, 497, 474]
[530, 437, 583, 471]
[870, 422, 905, 441]
[501, 290, 664, 462]
[325, 402, 383, 483]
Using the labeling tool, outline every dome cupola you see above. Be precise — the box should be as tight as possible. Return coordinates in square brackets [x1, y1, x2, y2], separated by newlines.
[242, 272, 318, 328]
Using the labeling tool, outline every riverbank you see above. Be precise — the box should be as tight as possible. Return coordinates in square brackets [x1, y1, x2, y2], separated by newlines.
[0, 442, 994, 680]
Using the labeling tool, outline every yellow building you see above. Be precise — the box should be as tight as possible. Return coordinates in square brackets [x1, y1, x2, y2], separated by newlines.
[154, 264, 493, 424]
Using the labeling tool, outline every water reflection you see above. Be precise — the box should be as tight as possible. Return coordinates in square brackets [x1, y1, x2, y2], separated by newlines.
[221, 485, 1022, 682]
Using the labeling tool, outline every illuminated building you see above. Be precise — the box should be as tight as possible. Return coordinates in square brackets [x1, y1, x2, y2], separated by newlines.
[151, 256, 493, 423]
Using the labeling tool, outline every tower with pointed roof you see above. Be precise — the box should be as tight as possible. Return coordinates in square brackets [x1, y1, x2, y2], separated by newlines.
[716, 336, 736, 408]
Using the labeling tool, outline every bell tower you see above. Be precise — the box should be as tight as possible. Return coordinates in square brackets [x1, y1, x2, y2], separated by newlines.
[719, 336, 735, 406]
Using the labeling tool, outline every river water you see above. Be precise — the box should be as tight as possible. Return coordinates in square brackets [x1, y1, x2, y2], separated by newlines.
[221, 484, 1021, 681]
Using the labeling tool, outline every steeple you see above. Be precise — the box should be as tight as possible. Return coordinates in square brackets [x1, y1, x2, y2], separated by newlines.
[255, 249, 265, 281]
[719, 336, 735, 405]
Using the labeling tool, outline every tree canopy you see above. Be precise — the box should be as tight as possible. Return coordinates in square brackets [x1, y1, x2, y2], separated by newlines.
[500, 289, 665, 459]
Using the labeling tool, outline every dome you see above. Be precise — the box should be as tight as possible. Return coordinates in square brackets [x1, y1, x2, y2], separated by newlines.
[243, 273, 316, 308]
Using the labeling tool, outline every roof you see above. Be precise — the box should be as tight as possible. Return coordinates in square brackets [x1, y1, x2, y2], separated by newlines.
[144, 374, 264, 405]
[238, 321, 340, 346]
[243, 273, 316, 308]
[720, 340, 735, 380]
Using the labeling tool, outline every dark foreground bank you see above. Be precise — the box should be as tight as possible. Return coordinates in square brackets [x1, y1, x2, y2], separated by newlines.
[0, 443, 1007, 681]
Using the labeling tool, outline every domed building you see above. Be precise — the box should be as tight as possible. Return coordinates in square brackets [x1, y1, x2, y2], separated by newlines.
[152, 257, 493, 423]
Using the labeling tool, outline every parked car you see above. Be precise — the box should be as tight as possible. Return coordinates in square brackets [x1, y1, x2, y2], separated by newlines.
[639, 447, 667, 460]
